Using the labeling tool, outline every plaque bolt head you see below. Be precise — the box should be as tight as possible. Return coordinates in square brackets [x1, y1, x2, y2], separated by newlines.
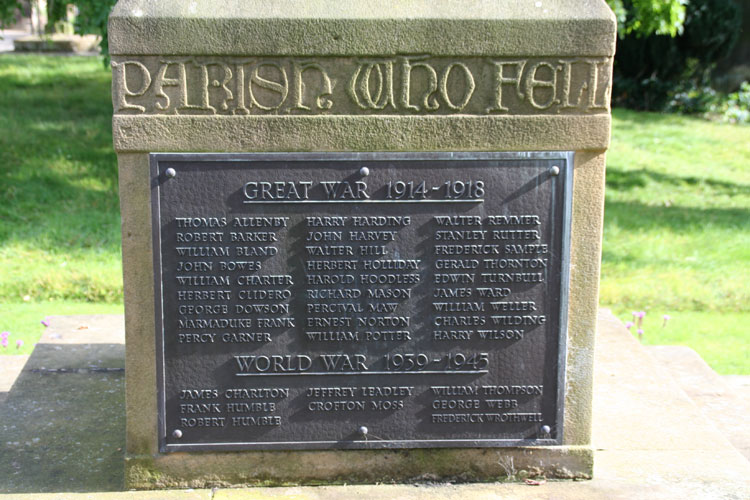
[172, 429, 183, 439]
[358, 426, 368, 436]
[359, 167, 370, 177]
[541, 425, 551, 435]
[550, 166, 560, 176]
[165, 168, 177, 179]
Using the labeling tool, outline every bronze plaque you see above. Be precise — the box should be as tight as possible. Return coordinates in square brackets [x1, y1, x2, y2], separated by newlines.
[151, 152, 572, 452]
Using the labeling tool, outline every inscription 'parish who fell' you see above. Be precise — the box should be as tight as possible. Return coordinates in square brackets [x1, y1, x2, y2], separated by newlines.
[112, 56, 612, 116]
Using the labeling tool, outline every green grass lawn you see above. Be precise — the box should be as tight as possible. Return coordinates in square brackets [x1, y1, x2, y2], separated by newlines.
[0, 55, 747, 373]
[0, 56, 121, 303]
[0, 55, 123, 354]
[602, 109, 749, 373]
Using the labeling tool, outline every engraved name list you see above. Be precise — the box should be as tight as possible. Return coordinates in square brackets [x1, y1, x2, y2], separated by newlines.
[152, 152, 571, 451]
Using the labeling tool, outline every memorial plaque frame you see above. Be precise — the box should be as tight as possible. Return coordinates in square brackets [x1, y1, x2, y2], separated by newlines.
[150, 152, 573, 453]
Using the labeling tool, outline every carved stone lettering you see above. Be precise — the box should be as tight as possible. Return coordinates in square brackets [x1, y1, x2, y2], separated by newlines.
[112, 60, 151, 112]
[439, 62, 476, 111]
[112, 56, 612, 116]
[400, 56, 439, 112]
[349, 60, 397, 110]
[523, 62, 558, 110]
[249, 62, 289, 111]
[293, 61, 334, 111]
[486, 60, 527, 113]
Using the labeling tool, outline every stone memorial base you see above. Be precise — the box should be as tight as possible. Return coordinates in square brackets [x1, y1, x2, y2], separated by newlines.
[126, 446, 592, 489]
[110, 1, 612, 488]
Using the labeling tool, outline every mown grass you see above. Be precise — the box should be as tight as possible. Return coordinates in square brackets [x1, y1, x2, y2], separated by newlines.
[0, 56, 747, 373]
[0, 55, 123, 355]
[0, 55, 122, 304]
[602, 109, 749, 373]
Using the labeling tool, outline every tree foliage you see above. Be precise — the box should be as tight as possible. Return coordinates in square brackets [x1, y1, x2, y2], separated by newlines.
[0, 0, 21, 31]
[70, 0, 117, 60]
[1, 1, 115, 60]
[612, 0, 742, 110]
[607, 0, 688, 37]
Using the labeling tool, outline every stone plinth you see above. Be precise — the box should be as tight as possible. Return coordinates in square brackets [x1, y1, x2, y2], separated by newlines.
[109, 0, 616, 488]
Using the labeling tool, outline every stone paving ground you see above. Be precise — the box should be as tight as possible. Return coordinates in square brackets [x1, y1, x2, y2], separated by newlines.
[0, 310, 748, 499]
[724, 375, 750, 402]
[647, 345, 750, 460]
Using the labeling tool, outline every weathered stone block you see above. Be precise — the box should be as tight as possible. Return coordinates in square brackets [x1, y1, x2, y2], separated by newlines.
[110, 0, 616, 488]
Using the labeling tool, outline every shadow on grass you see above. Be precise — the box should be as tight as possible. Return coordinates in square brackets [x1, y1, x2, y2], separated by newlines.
[604, 198, 748, 231]
[0, 56, 119, 250]
[611, 107, 687, 127]
[605, 166, 750, 195]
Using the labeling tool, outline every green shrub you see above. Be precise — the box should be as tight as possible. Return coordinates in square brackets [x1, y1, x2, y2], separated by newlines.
[72, 0, 117, 61]
[713, 82, 750, 124]
[613, 0, 741, 111]
[606, 0, 688, 37]
[0, 0, 20, 30]
[668, 85, 720, 115]
[668, 82, 750, 123]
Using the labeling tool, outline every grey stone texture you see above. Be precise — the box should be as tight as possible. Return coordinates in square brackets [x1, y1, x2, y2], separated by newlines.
[109, 0, 617, 487]
[0, 316, 125, 494]
[109, 0, 615, 57]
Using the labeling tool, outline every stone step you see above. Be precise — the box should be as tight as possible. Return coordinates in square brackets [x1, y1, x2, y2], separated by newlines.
[724, 375, 750, 402]
[646, 345, 750, 461]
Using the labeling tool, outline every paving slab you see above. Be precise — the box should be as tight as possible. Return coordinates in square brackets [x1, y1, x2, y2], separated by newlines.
[41, 315, 125, 345]
[0, 316, 126, 494]
[0, 371, 125, 493]
[212, 474, 750, 500]
[648, 345, 750, 460]
[24, 315, 126, 371]
[723, 375, 750, 403]
[0, 355, 29, 403]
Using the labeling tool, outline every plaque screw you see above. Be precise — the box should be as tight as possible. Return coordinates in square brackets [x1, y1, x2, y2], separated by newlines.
[541, 425, 551, 435]
[172, 429, 183, 439]
[359, 167, 370, 177]
[165, 168, 177, 179]
[550, 166, 560, 176]
[358, 426, 368, 436]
